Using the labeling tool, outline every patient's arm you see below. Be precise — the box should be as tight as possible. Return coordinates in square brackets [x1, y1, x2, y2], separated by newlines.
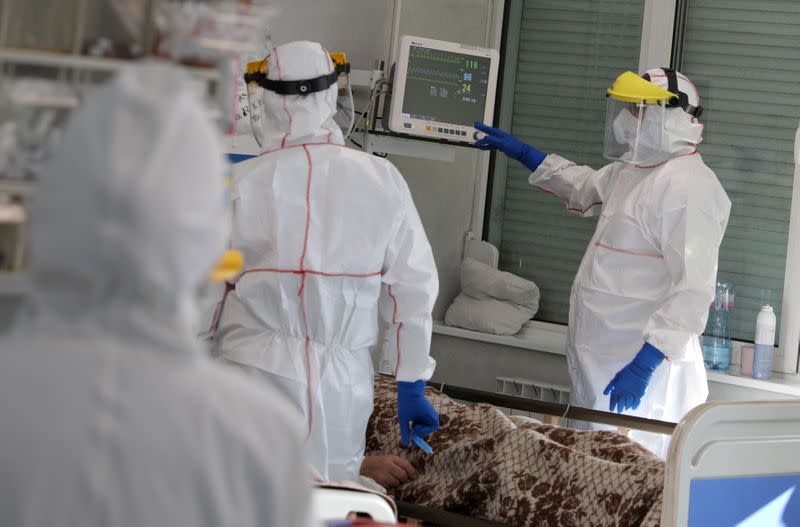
[360, 455, 417, 489]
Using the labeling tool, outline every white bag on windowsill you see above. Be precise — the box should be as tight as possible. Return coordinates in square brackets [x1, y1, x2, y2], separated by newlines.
[445, 256, 540, 336]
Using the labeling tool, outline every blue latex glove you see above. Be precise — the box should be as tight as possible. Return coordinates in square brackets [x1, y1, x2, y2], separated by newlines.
[603, 343, 666, 414]
[397, 380, 439, 447]
[473, 122, 547, 172]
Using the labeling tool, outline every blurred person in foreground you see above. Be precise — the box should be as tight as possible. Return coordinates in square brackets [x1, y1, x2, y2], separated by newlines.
[0, 61, 310, 527]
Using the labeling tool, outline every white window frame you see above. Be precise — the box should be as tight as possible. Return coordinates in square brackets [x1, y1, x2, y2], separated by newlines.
[470, 0, 800, 374]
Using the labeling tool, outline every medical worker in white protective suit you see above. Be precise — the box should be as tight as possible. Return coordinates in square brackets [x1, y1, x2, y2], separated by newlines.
[475, 68, 730, 456]
[209, 41, 440, 483]
[0, 62, 311, 526]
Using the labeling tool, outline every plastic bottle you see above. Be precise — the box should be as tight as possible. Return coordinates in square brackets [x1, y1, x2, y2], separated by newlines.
[702, 279, 734, 370]
[753, 305, 776, 380]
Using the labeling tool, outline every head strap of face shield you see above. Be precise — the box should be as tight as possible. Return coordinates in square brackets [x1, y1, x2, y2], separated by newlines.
[244, 62, 350, 96]
[642, 68, 703, 118]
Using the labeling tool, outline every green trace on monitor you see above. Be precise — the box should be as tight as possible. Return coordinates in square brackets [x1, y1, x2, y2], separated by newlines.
[402, 45, 491, 126]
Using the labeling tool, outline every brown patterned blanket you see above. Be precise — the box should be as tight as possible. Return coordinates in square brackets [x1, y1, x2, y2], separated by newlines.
[366, 376, 665, 526]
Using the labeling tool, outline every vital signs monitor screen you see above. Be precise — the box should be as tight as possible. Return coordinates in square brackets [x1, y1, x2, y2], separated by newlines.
[401, 45, 492, 126]
[388, 36, 499, 143]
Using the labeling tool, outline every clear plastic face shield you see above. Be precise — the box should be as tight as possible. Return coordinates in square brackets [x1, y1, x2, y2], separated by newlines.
[244, 51, 354, 147]
[244, 58, 268, 148]
[603, 98, 666, 165]
[156, 0, 275, 133]
[331, 53, 355, 136]
[602, 71, 677, 165]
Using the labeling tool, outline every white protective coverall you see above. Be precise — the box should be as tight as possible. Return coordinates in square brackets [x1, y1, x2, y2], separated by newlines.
[531, 69, 731, 456]
[0, 62, 311, 527]
[210, 41, 439, 482]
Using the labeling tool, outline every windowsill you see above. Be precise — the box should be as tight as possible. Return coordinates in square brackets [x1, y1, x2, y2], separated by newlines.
[433, 320, 800, 397]
[433, 320, 567, 356]
[705, 367, 800, 397]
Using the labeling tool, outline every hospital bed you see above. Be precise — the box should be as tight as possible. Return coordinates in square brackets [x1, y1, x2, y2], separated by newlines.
[313, 484, 397, 523]
[368, 383, 800, 527]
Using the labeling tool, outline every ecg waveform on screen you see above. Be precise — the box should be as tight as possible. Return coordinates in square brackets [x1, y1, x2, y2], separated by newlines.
[407, 66, 460, 81]
[409, 47, 464, 65]
[406, 66, 461, 87]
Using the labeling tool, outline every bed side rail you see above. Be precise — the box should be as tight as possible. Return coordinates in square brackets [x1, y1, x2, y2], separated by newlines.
[438, 384, 677, 436]
[398, 501, 510, 527]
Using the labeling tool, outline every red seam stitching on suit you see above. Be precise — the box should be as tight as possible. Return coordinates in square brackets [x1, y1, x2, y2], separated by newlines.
[258, 142, 348, 158]
[634, 150, 698, 169]
[534, 185, 603, 214]
[298, 273, 313, 438]
[240, 268, 383, 278]
[207, 281, 235, 335]
[300, 146, 313, 274]
[300, 144, 313, 438]
[395, 323, 404, 377]
[388, 285, 402, 376]
[594, 242, 663, 260]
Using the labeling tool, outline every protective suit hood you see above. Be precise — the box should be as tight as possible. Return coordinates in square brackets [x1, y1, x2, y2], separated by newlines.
[24, 61, 228, 352]
[637, 68, 704, 167]
[256, 40, 344, 151]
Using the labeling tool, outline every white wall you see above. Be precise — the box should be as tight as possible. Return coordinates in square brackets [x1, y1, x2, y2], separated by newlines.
[389, 0, 493, 318]
[430, 333, 800, 404]
[0, 0, 496, 327]
[267, 0, 394, 71]
[430, 334, 571, 392]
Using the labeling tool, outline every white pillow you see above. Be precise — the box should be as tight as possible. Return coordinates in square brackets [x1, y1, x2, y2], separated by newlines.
[461, 257, 540, 310]
[444, 293, 535, 336]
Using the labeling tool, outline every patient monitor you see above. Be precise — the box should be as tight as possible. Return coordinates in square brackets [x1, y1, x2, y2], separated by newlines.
[387, 35, 499, 143]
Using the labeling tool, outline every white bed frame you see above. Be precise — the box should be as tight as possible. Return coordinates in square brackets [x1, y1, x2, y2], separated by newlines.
[315, 391, 800, 526]
[663, 399, 800, 526]
[313, 485, 397, 524]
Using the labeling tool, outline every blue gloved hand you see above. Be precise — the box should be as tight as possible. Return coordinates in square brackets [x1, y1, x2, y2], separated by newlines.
[603, 343, 665, 414]
[473, 122, 547, 172]
[397, 380, 440, 447]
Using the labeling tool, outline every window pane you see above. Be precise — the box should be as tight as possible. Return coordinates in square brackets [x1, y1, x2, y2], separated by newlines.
[678, 0, 800, 341]
[495, 0, 644, 324]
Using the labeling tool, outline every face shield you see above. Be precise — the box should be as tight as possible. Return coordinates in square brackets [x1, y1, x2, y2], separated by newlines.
[602, 71, 677, 165]
[330, 52, 355, 136]
[156, 1, 274, 133]
[244, 51, 353, 147]
[244, 58, 269, 148]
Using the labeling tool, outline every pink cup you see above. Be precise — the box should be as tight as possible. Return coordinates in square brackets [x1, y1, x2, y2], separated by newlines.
[740, 345, 754, 376]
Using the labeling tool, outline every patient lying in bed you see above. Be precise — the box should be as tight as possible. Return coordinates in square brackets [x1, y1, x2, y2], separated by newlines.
[366, 375, 664, 527]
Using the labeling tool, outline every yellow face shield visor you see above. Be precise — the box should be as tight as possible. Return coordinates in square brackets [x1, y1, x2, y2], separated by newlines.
[209, 249, 244, 283]
[606, 71, 678, 105]
[603, 71, 677, 165]
[209, 172, 243, 283]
